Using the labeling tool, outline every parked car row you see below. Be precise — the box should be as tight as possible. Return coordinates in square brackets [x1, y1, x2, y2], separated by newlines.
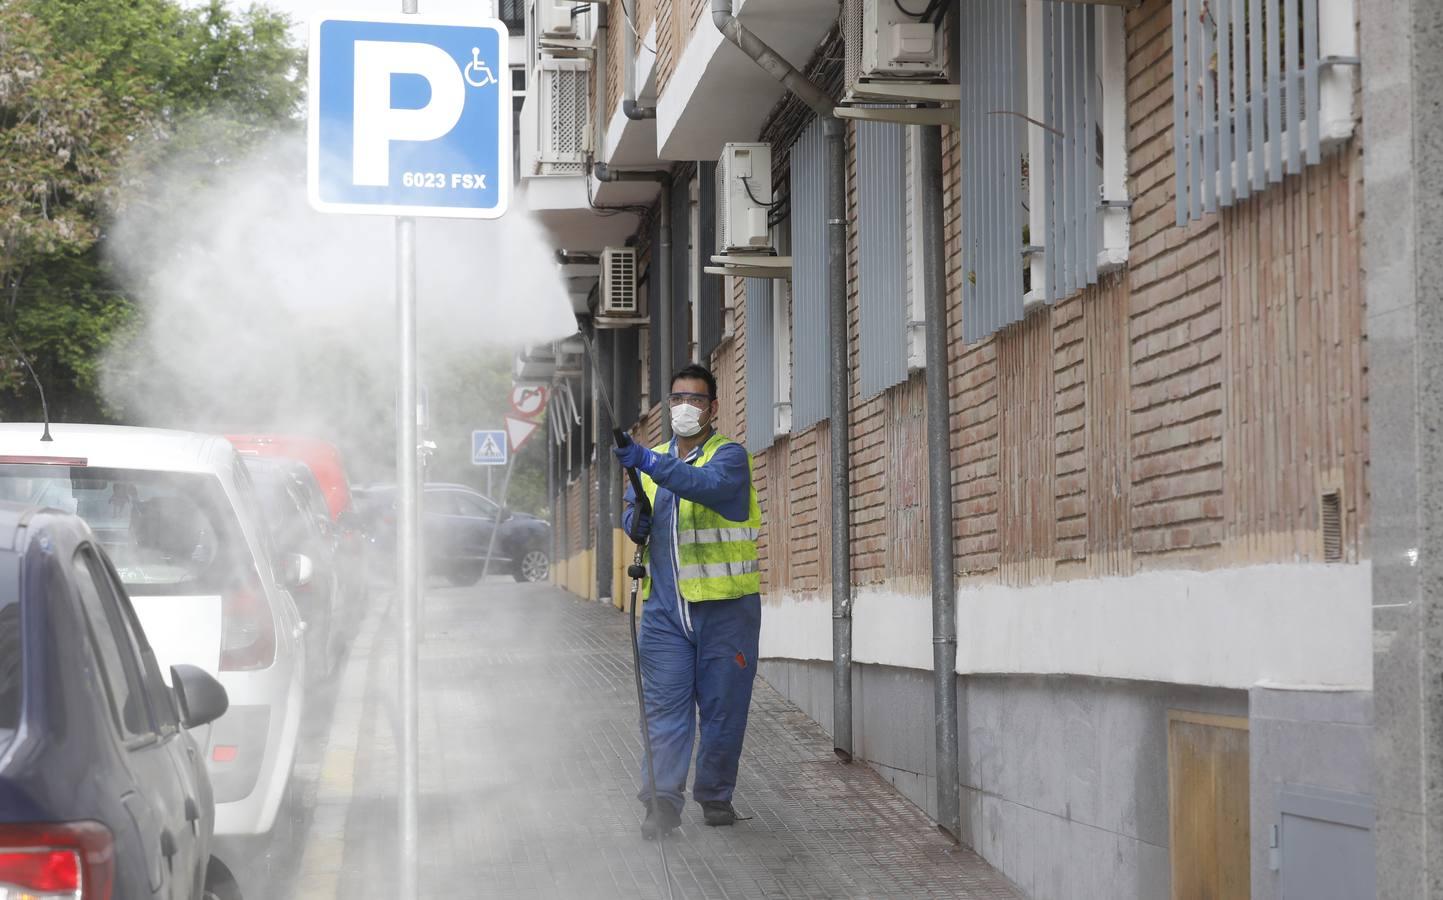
[0, 422, 551, 898]
[0, 424, 372, 899]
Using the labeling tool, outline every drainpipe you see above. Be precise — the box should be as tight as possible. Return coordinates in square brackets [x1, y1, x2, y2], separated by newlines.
[710, 0, 853, 763]
[593, 163, 672, 438]
[921, 128, 960, 839]
[595, 329, 614, 603]
[622, 0, 655, 120]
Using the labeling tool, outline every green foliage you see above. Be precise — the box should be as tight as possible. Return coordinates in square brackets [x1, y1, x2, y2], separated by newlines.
[0, 0, 302, 420]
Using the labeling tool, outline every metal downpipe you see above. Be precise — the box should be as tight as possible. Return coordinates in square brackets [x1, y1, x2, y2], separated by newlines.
[920, 127, 960, 839]
[622, 0, 655, 120]
[710, 0, 852, 761]
[824, 116, 853, 762]
[595, 329, 614, 603]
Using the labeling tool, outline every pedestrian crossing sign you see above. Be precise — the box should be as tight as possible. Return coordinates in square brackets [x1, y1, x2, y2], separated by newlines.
[472, 429, 507, 466]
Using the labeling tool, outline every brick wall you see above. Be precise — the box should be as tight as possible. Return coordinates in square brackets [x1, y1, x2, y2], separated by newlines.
[613, 0, 1367, 605]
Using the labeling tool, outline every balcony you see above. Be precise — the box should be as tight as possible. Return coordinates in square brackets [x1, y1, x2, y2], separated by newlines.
[656, 0, 837, 160]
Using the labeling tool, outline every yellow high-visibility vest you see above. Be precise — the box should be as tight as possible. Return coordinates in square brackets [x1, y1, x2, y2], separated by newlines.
[639, 432, 762, 602]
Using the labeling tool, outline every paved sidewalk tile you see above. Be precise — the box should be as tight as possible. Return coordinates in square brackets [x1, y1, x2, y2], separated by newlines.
[335, 584, 1022, 900]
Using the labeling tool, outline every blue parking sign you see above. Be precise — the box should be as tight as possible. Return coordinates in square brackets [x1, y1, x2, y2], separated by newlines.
[308, 13, 511, 218]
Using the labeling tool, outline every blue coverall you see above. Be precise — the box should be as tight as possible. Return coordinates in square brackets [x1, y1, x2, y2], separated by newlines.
[622, 437, 761, 815]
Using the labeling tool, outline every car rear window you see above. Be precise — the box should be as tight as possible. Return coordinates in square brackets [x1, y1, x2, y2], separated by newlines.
[0, 550, 21, 742]
[0, 466, 253, 597]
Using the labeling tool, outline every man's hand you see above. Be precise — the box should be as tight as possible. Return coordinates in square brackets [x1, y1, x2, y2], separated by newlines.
[612, 437, 655, 473]
[628, 512, 652, 544]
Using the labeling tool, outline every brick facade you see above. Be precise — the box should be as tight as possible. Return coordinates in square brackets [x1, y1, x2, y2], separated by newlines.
[589, 0, 1367, 594]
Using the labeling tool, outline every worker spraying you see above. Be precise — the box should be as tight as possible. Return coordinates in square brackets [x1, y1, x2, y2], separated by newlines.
[614, 363, 763, 840]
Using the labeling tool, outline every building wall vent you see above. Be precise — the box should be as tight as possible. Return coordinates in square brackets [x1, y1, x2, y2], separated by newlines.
[717, 143, 774, 254]
[535, 57, 591, 175]
[599, 247, 639, 318]
[1322, 491, 1343, 562]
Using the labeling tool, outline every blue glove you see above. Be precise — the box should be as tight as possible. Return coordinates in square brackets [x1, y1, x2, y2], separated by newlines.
[629, 512, 652, 544]
[612, 437, 654, 473]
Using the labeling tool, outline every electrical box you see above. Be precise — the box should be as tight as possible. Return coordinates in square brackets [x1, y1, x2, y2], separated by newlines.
[716, 143, 773, 254]
[533, 0, 577, 38]
[856, 0, 946, 81]
[599, 247, 639, 318]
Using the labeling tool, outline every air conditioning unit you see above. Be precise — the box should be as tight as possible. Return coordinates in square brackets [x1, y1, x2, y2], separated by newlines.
[845, 0, 946, 85]
[599, 247, 639, 318]
[534, 57, 591, 175]
[716, 143, 773, 254]
[533, 0, 577, 37]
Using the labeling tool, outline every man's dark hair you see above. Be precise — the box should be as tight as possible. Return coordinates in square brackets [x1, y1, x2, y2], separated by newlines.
[671, 363, 717, 400]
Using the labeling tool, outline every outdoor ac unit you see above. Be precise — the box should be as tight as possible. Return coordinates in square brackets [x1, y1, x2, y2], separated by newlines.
[535, 57, 591, 175]
[845, 0, 946, 84]
[534, 0, 576, 37]
[716, 143, 773, 254]
[599, 248, 639, 318]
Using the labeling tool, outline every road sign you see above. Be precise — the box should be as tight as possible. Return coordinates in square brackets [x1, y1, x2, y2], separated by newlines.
[505, 416, 541, 453]
[471, 429, 507, 466]
[510, 384, 547, 419]
[308, 13, 511, 218]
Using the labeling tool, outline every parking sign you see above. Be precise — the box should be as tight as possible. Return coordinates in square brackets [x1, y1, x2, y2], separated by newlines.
[308, 13, 511, 218]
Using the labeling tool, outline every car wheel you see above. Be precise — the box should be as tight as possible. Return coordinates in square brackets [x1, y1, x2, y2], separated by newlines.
[513, 548, 550, 583]
[204, 856, 244, 900]
[446, 565, 484, 587]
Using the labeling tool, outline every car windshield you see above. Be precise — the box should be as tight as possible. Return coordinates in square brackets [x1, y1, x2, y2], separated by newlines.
[244, 462, 310, 546]
[0, 465, 251, 597]
[0, 549, 19, 751]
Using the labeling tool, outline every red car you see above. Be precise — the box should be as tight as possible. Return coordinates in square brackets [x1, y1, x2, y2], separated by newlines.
[226, 434, 369, 622]
[225, 435, 354, 523]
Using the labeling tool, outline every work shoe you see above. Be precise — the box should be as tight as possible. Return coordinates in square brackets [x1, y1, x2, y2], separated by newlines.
[700, 801, 738, 827]
[640, 801, 682, 840]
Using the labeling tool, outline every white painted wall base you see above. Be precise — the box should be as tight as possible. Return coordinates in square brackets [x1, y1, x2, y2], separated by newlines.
[759, 562, 1373, 690]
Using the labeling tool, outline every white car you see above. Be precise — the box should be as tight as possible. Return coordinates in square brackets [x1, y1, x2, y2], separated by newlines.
[0, 423, 308, 837]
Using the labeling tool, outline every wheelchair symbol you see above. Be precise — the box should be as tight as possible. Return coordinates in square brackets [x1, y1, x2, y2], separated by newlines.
[464, 47, 497, 88]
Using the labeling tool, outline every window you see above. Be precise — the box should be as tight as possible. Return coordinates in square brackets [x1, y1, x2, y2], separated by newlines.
[958, 0, 1129, 342]
[0, 551, 19, 739]
[905, 126, 928, 371]
[498, 0, 526, 32]
[455, 493, 499, 518]
[857, 119, 909, 399]
[1172, 0, 1357, 223]
[743, 220, 792, 452]
[71, 548, 152, 741]
[0, 465, 252, 599]
[789, 117, 830, 430]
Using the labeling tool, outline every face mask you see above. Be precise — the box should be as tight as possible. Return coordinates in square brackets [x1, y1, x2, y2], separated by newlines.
[671, 403, 707, 438]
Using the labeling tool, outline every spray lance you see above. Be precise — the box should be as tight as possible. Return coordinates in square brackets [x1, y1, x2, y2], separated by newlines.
[576, 332, 679, 899]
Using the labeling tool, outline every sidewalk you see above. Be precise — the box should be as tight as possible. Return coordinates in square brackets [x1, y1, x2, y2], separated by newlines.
[311, 583, 1023, 899]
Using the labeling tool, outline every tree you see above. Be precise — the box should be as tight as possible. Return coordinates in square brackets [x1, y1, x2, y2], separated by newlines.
[0, 0, 303, 419]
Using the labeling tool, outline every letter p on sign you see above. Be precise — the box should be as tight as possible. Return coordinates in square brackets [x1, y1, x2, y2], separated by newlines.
[308, 13, 511, 219]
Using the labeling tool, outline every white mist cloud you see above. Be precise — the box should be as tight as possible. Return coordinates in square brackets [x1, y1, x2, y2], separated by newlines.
[101, 131, 575, 474]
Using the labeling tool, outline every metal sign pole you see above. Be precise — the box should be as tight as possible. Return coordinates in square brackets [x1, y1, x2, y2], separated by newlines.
[396, 213, 420, 900]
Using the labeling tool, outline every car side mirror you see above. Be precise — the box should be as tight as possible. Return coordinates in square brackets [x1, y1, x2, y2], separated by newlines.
[171, 664, 229, 729]
[282, 553, 314, 589]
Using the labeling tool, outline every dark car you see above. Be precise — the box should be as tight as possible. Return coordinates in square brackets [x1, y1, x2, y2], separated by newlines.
[0, 503, 237, 899]
[240, 456, 344, 681]
[356, 483, 551, 586]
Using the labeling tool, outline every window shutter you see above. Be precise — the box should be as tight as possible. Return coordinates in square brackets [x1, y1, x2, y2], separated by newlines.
[745, 278, 776, 453]
[789, 117, 830, 431]
[1041, 1, 1102, 304]
[857, 120, 909, 399]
